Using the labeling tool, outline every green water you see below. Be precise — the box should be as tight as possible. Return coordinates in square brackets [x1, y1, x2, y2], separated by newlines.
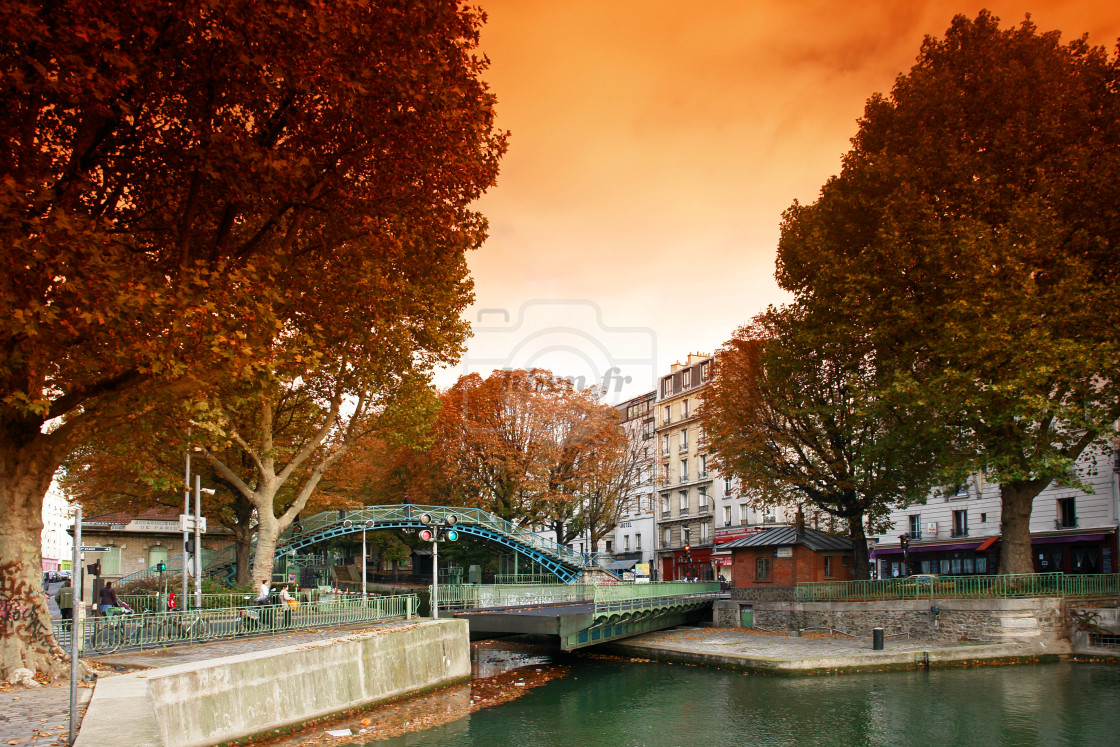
[370, 651, 1120, 747]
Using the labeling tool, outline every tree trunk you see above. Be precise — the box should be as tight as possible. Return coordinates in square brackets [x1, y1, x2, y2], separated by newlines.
[999, 479, 1049, 575]
[252, 510, 280, 586]
[0, 437, 71, 680]
[846, 513, 871, 580]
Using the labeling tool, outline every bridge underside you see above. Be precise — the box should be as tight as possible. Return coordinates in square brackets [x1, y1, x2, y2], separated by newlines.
[456, 600, 711, 650]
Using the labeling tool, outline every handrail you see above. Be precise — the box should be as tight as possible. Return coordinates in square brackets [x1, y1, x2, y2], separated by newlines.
[795, 572, 1120, 601]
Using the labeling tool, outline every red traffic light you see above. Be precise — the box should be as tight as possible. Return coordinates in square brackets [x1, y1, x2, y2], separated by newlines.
[418, 528, 435, 542]
[683, 544, 691, 552]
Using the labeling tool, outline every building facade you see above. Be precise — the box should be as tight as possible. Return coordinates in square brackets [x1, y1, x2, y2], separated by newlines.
[724, 526, 857, 587]
[41, 486, 74, 573]
[608, 390, 657, 580]
[872, 445, 1120, 578]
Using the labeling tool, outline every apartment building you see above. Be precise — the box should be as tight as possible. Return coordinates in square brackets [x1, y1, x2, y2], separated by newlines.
[608, 391, 657, 579]
[872, 445, 1120, 577]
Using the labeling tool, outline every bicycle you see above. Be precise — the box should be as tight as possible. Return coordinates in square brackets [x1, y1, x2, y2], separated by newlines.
[163, 609, 212, 642]
[91, 606, 156, 653]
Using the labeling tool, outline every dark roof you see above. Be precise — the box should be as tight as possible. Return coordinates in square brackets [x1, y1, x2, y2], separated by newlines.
[721, 526, 852, 552]
[84, 506, 181, 525]
[603, 559, 638, 571]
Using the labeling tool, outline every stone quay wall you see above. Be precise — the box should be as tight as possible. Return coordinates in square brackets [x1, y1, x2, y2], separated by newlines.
[75, 619, 470, 747]
[714, 597, 1068, 645]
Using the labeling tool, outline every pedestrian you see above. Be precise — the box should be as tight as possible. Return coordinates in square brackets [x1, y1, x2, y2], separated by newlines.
[255, 578, 273, 627]
[55, 579, 73, 620]
[279, 584, 296, 627]
[98, 581, 120, 615]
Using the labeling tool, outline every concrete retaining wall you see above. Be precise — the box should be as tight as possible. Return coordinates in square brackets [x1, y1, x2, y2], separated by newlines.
[76, 619, 470, 747]
[715, 597, 1068, 647]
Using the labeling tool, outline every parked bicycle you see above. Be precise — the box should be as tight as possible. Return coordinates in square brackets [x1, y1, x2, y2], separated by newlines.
[160, 609, 212, 642]
[91, 604, 158, 653]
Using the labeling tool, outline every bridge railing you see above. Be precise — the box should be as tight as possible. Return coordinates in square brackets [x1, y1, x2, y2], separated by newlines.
[593, 582, 722, 613]
[435, 583, 594, 611]
[281, 504, 597, 569]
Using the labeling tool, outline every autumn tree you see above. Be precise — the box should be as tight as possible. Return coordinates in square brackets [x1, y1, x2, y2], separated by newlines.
[1, 0, 504, 678]
[775, 12, 1120, 574]
[194, 366, 441, 587]
[380, 370, 629, 547]
[703, 307, 944, 579]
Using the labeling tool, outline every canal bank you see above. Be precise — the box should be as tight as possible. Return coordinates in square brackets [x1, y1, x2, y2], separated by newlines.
[600, 625, 1077, 674]
[73, 618, 469, 747]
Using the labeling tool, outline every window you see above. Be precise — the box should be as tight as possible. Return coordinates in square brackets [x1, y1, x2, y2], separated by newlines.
[723, 506, 732, 526]
[824, 556, 834, 578]
[605, 540, 612, 553]
[662, 463, 670, 484]
[636, 534, 642, 550]
[700, 360, 711, 381]
[680, 459, 688, 482]
[698, 486, 708, 511]
[952, 510, 968, 538]
[763, 509, 777, 524]
[740, 504, 749, 523]
[680, 429, 688, 452]
[683, 527, 691, 545]
[662, 378, 672, 397]
[700, 522, 709, 542]
[682, 369, 692, 388]
[661, 493, 670, 516]
[699, 454, 708, 477]
[756, 557, 771, 581]
[663, 405, 671, 424]
[682, 399, 690, 418]
[679, 489, 689, 514]
[661, 434, 670, 456]
[908, 514, 922, 540]
[1057, 498, 1077, 529]
[664, 528, 672, 547]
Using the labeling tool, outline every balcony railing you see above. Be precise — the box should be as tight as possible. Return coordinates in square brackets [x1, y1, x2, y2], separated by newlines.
[1055, 518, 1078, 530]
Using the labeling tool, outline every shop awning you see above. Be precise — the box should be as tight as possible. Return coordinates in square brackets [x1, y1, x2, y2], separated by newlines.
[975, 536, 998, 552]
[875, 541, 981, 555]
[1031, 533, 1108, 545]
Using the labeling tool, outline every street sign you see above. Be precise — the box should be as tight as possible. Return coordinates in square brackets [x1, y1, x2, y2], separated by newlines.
[178, 514, 208, 533]
[79, 546, 109, 552]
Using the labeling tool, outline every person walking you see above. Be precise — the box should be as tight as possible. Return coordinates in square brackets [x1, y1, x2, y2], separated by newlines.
[279, 584, 295, 627]
[255, 579, 273, 627]
[98, 581, 120, 615]
[55, 579, 74, 620]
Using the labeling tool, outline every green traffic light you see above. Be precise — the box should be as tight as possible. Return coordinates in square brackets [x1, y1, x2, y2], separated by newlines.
[446, 529, 458, 541]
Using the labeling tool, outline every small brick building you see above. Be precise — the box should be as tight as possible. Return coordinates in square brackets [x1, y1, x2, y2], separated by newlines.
[723, 526, 856, 587]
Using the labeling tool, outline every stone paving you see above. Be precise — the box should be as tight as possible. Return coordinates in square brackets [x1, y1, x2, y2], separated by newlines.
[0, 620, 403, 746]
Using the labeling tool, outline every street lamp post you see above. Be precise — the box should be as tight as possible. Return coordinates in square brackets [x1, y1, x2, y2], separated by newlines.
[361, 519, 374, 596]
[417, 513, 458, 619]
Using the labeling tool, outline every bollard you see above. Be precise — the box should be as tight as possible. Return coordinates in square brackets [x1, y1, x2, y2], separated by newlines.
[873, 627, 884, 650]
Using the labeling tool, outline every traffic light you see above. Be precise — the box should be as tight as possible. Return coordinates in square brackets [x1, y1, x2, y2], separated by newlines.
[445, 514, 458, 527]
[445, 529, 459, 541]
[418, 528, 435, 542]
[185, 536, 196, 555]
[156, 561, 166, 573]
[899, 534, 909, 551]
[418, 513, 433, 526]
[683, 544, 691, 553]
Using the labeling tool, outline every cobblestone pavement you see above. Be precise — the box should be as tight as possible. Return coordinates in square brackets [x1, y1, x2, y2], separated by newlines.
[0, 620, 407, 746]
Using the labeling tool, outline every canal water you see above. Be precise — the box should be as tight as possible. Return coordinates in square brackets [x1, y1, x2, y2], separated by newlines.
[285, 640, 1120, 747]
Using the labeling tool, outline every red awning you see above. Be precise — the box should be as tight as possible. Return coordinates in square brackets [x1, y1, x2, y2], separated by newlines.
[975, 536, 999, 552]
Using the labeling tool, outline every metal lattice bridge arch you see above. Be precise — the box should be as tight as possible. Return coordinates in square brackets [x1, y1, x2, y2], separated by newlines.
[212, 504, 596, 584]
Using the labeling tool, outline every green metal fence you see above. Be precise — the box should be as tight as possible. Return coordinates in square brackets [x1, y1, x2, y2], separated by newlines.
[55, 593, 417, 654]
[593, 582, 722, 613]
[432, 581, 722, 614]
[795, 573, 1120, 602]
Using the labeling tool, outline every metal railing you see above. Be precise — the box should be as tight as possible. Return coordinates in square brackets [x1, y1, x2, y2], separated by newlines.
[55, 593, 417, 654]
[593, 581, 721, 613]
[493, 574, 556, 585]
[432, 581, 722, 614]
[796, 573, 1120, 602]
[435, 584, 593, 611]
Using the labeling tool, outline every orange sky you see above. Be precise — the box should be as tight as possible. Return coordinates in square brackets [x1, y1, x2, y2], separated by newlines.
[445, 1, 1120, 402]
